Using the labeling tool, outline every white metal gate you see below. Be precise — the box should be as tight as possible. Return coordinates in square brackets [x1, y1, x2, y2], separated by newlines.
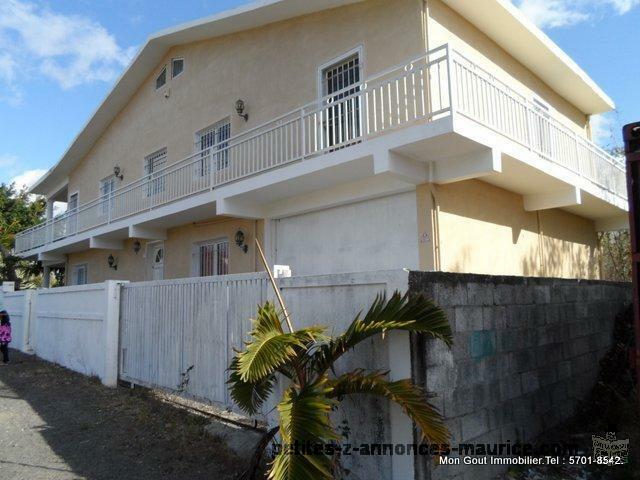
[118, 273, 270, 408]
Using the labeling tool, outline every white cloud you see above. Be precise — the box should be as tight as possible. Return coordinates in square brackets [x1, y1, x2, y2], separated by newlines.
[0, 0, 135, 100]
[517, 0, 588, 28]
[590, 113, 615, 145]
[608, 0, 640, 14]
[514, 0, 640, 28]
[11, 168, 46, 190]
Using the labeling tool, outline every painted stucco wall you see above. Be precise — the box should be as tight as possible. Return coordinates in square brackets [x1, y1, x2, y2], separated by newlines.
[163, 217, 261, 279]
[66, 217, 261, 284]
[64, 179, 600, 283]
[57, 0, 603, 283]
[272, 192, 420, 276]
[423, 179, 599, 279]
[66, 0, 424, 205]
[63, 0, 595, 208]
[426, 0, 589, 135]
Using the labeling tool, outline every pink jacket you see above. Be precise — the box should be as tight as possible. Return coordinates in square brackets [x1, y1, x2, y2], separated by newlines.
[0, 325, 11, 344]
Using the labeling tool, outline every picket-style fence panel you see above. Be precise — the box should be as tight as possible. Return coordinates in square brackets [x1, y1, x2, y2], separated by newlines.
[119, 273, 271, 408]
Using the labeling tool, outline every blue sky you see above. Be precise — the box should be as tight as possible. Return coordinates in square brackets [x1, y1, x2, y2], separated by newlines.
[0, 0, 638, 190]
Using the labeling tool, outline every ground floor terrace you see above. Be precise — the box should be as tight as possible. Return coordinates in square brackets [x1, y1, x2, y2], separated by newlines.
[49, 178, 605, 286]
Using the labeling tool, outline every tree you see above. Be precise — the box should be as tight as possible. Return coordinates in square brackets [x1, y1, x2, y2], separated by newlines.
[596, 145, 631, 282]
[0, 183, 46, 289]
[599, 230, 631, 282]
[228, 291, 453, 480]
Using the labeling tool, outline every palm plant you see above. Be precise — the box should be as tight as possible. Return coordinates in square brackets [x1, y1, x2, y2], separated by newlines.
[228, 290, 453, 480]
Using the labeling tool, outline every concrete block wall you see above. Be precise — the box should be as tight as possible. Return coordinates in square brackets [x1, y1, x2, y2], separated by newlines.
[408, 271, 631, 480]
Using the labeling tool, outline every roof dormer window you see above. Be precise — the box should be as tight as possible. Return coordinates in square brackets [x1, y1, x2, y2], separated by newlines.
[155, 66, 167, 90]
[172, 58, 184, 78]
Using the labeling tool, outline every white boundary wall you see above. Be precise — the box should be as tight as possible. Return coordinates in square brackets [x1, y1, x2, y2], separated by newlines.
[2, 281, 125, 385]
[1, 290, 32, 352]
[1, 271, 414, 479]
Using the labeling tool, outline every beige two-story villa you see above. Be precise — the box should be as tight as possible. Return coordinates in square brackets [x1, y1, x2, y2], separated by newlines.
[15, 0, 628, 286]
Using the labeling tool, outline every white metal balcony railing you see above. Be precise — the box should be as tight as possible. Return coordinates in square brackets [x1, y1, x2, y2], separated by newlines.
[14, 44, 626, 255]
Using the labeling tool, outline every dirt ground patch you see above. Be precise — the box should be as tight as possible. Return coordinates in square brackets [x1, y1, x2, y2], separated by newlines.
[0, 350, 244, 480]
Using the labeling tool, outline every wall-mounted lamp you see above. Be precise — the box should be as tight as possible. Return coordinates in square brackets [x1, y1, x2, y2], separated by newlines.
[235, 230, 248, 253]
[113, 165, 124, 181]
[133, 240, 142, 255]
[235, 99, 249, 122]
[107, 254, 118, 270]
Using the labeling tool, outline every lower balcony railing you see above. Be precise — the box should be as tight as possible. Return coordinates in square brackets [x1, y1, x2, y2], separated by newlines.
[15, 44, 626, 255]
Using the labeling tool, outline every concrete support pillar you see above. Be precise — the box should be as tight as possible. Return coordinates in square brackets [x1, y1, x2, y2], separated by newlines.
[23, 290, 36, 353]
[42, 266, 51, 288]
[103, 280, 127, 387]
[386, 271, 415, 480]
[45, 200, 54, 221]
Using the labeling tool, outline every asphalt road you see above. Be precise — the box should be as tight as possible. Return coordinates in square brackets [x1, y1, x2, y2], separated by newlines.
[0, 350, 242, 480]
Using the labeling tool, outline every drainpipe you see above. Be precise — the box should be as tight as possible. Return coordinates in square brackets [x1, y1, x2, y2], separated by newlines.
[536, 211, 546, 277]
[421, 0, 430, 53]
[418, 1, 442, 275]
[253, 220, 258, 272]
[428, 183, 442, 271]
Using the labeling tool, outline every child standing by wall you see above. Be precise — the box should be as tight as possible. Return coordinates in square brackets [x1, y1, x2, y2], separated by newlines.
[0, 310, 11, 364]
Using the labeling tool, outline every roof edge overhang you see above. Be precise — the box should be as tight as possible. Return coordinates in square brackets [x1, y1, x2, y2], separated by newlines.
[441, 0, 614, 115]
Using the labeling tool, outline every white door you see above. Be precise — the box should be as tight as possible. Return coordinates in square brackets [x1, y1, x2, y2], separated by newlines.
[149, 243, 164, 280]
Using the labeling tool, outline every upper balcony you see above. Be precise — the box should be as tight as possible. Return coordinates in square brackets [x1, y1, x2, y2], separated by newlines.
[15, 44, 627, 257]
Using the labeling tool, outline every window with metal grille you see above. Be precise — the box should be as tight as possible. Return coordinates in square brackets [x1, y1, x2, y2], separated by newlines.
[68, 192, 78, 210]
[195, 120, 231, 175]
[172, 58, 184, 78]
[156, 66, 167, 89]
[321, 53, 362, 148]
[194, 239, 229, 277]
[144, 147, 167, 195]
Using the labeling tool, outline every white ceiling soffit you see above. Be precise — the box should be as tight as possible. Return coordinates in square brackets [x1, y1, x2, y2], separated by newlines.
[30, 0, 363, 195]
[441, 0, 614, 115]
